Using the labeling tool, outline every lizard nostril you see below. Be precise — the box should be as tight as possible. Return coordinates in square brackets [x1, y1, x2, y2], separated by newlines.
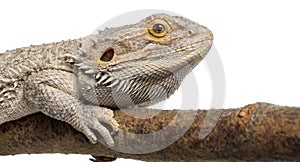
[100, 48, 114, 62]
[209, 32, 214, 40]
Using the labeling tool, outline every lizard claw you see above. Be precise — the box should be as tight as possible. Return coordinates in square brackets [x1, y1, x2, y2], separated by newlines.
[98, 107, 120, 132]
[79, 106, 119, 146]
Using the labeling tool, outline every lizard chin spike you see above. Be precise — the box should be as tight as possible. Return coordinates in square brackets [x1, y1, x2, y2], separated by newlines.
[102, 77, 114, 85]
[84, 69, 97, 74]
[79, 47, 88, 55]
[107, 79, 119, 88]
[95, 72, 102, 80]
[63, 53, 78, 63]
[78, 65, 92, 70]
[115, 80, 126, 92]
[121, 80, 131, 93]
[95, 73, 118, 88]
[97, 73, 109, 84]
[74, 62, 84, 67]
[75, 62, 91, 70]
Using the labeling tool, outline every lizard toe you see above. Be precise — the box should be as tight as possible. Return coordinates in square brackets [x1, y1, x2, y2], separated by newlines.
[81, 106, 117, 146]
[91, 122, 115, 147]
[81, 126, 98, 144]
[93, 107, 120, 132]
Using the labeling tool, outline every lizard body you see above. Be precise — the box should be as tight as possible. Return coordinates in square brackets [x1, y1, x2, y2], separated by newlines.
[0, 14, 213, 146]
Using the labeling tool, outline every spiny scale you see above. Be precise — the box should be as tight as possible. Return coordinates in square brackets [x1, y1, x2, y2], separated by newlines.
[107, 80, 119, 88]
[102, 77, 114, 85]
[97, 74, 109, 83]
[95, 72, 102, 80]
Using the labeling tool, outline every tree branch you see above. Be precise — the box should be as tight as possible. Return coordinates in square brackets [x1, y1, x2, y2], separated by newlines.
[0, 102, 299, 161]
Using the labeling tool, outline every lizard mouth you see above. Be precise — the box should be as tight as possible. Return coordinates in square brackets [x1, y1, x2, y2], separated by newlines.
[193, 39, 213, 57]
[173, 39, 213, 64]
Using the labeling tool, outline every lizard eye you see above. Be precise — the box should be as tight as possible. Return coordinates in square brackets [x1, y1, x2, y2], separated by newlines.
[100, 48, 114, 62]
[147, 19, 169, 38]
[151, 24, 165, 35]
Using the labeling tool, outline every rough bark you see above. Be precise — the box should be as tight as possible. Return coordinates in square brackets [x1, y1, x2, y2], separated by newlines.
[0, 102, 299, 161]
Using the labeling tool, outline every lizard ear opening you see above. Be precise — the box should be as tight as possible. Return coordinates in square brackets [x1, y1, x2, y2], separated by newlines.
[100, 48, 114, 62]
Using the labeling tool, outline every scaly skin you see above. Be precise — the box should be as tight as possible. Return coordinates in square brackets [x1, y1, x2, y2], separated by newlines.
[0, 14, 213, 146]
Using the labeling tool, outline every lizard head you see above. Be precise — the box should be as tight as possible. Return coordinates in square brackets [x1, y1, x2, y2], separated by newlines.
[76, 13, 213, 108]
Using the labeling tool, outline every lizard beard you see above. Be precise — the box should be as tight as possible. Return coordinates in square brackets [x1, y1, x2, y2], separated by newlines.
[78, 70, 182, 109]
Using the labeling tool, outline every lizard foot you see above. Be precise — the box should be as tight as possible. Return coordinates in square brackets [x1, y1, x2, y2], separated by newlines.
[79, 106, 119, 146]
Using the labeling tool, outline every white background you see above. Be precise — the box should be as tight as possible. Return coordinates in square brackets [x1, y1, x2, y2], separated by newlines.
[1, 0, 300, 162]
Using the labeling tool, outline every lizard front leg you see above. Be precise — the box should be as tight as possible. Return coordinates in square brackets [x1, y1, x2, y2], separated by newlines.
[24, 69, 119, 146]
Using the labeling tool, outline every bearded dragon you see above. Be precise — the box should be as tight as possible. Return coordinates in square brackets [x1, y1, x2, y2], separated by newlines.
[0, 13, 213, 146]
